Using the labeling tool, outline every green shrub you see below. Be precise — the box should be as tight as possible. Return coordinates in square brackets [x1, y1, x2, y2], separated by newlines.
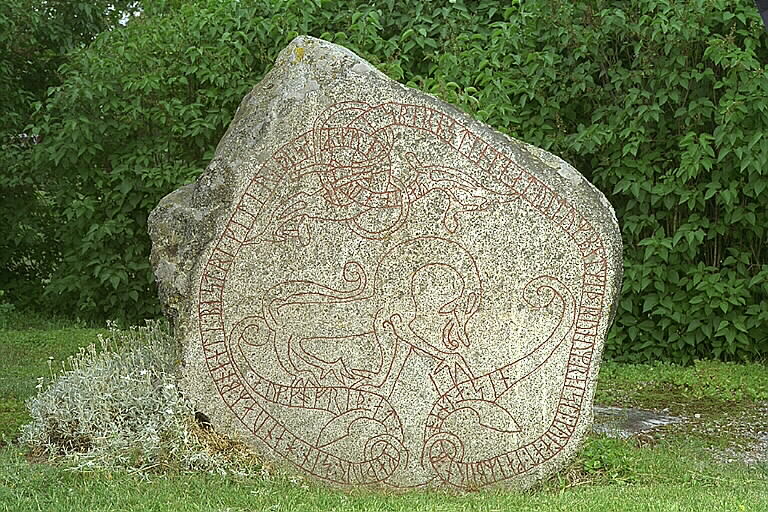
[8, 0, 768, 360]
[417, 0, 768, 362]
[0, 0, 139, 311]
[25, 2, 275, 322]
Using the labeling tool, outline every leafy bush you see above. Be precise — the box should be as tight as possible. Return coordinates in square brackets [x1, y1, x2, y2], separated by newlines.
[7, 0, 767, 360]
[412, 0, 768, 362]
[21, 321, 259, 474]
[24, 2, 277, 322]
[0, 0, 140, 310]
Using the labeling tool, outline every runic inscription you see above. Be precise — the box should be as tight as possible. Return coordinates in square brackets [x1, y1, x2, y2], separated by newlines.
[145, 35, 620, 491]
[195, 100, 610, 489]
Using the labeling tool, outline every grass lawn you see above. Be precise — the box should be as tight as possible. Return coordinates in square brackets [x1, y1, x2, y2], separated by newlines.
[1, 312, 766, 511]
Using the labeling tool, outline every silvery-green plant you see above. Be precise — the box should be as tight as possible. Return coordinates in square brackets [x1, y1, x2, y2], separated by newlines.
[21, 321, 262, 476]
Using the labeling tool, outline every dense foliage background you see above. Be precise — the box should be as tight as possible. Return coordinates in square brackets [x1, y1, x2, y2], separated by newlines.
[1, 0, 766, 362]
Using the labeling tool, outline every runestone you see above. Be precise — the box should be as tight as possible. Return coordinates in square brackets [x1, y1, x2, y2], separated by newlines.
[148, 36, 623, 490]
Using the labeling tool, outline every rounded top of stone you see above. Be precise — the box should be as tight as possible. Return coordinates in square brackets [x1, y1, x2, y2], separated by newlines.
[280, 35, 381, 77]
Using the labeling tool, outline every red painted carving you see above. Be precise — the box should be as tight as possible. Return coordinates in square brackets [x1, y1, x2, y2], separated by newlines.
[198, 102, 608, 488]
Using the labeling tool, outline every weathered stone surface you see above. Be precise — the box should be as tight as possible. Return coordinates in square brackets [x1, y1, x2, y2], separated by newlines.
[148, 36, 622, 490]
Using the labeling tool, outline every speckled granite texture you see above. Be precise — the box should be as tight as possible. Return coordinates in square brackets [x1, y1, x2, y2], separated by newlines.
[148, 36, 623, 490]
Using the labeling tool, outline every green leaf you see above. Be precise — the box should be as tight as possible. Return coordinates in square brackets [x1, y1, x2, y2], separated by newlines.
[642, 295, 658, 313]
[118, 181, 133, 195]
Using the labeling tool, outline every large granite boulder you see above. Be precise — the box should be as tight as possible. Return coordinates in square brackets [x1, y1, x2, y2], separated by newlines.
[148, 36, 622, 490]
